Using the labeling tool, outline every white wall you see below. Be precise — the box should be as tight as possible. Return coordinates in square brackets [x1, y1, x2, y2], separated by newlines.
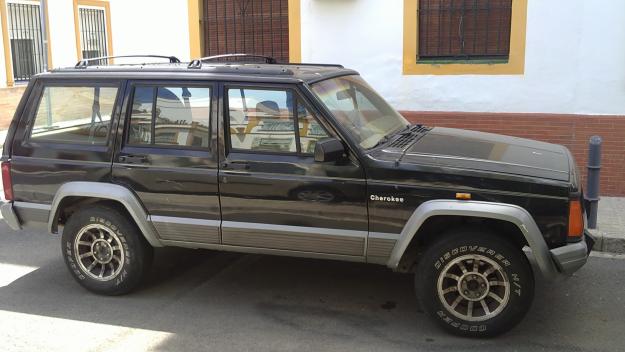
[45, 0, 191, 70]
[108, 0, 190, 62]
[300, 0, 625, 115]
[47, 0, 77, 68]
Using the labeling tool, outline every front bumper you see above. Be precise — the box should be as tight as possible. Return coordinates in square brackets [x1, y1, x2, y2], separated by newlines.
[550, 231, 594, 275]
[1, 201, 21, 230]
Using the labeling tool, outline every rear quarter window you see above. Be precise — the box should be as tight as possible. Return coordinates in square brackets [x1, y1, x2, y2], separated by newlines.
[29, 85, 119, 145]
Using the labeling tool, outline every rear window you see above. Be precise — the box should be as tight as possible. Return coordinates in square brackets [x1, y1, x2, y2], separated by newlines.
[30, 85, 119, 145]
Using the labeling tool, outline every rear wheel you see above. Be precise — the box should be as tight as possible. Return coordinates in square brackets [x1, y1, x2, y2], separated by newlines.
[61, 206, 153, 295]
[415, 229, 534, 337]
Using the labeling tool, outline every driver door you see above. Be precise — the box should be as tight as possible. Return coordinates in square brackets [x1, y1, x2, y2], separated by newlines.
[218, 83, 368, 257]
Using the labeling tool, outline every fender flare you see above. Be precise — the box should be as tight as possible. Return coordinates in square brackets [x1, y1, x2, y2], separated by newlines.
[48, 181, 163, 247]
[386, 200, 559, 279]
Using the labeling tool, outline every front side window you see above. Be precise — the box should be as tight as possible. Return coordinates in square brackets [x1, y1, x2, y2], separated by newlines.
[30, 85, 118, 144]
[227, 88, 329, 154]
[128, 86, 211, 148]
[310, 75, 408, 149]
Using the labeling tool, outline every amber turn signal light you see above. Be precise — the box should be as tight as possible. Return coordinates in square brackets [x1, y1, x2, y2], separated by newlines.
[568, 200, 584, 239]
[455, 193, 471, 200]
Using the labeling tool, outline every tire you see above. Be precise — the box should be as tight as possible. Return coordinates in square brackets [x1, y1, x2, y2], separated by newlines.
[61, 206, 153, 295]
[415, 229, 534, 337]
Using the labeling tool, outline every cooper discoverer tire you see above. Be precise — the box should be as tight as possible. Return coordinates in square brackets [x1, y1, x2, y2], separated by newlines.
[415, 229, 534, 337]
[61, 206, 153, 295]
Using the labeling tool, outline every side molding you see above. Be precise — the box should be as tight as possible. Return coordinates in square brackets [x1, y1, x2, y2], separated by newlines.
[387, 200, 559, 278]
[48, 182, 163, 247]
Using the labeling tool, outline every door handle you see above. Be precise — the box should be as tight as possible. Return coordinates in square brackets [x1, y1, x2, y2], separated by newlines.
[119, 154, 148, 164]
[223, 161, 250, 171]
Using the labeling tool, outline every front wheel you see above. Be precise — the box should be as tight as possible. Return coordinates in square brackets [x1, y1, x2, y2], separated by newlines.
[415, 229, 534, 337]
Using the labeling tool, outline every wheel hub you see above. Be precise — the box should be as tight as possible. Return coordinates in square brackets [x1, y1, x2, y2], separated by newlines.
[91, 239, 113, 263]
[458, 272, 489, 301]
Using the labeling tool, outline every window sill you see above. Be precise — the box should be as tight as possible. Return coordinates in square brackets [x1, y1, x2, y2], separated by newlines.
[416, 59, 509, 65]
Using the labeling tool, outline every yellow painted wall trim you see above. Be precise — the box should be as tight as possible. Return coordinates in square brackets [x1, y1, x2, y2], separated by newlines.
[0, 0, 53, 86]
[73, 0, 114, 62]
[44, 1, 52, 69]
[0, 0, 13, 86]
[403, 0, 527, 75]
[288, 0, 301, 63]
[188, 0, 202, 59]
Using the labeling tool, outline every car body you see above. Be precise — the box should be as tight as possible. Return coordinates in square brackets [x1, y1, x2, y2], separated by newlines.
[0, 55, 593, 337]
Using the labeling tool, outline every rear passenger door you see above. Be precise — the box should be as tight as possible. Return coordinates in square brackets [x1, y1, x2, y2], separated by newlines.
[10, 79, 122, 227]
[112, 81, 221, 245]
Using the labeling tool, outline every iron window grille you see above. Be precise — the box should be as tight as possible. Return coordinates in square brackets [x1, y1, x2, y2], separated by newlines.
[78, 7, 109, 65]
[6, 2, 46, 82]
[202, 0, 290, 63]
[418, 0, 513, 61]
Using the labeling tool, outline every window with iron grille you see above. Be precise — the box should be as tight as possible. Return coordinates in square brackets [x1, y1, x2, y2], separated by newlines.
[202, 0, 290, 63]
[6, 2, 46, 82]
[78, 7, 109, 64]
[418, 0, 512, 61]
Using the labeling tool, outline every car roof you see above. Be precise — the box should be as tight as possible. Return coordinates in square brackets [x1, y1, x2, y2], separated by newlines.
[44, 62, 359, 84]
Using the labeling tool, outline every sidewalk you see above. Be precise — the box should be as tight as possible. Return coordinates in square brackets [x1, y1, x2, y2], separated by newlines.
[589, 197, 625, 253]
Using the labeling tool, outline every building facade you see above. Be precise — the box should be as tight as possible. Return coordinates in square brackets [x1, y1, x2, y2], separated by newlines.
[0, 0, 624, 195]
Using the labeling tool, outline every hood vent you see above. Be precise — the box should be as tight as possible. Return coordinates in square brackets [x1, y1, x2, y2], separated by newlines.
[387, 125, 431, 149]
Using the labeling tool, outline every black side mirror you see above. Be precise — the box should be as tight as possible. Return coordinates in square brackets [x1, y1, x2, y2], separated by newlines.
[314, 138, 345, 162]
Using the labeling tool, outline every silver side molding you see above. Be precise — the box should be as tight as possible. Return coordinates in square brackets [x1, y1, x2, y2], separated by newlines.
[386, 200, 559, 279]
[48, 182, 163, 247]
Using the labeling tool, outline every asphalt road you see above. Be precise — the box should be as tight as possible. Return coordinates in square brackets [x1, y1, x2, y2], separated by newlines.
[1, 222, 624, 352]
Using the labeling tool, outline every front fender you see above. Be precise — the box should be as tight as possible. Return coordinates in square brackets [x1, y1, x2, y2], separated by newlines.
[387, 200, 559, 279]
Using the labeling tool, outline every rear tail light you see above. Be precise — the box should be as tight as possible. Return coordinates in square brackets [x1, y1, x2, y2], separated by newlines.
[568, 199, 584, 239]
[1, 161, 13, 201]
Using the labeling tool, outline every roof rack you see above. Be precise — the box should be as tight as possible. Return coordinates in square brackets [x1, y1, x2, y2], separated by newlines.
[75, 55, 181, 68]
[289, 62, 344, 68]
[188, 54, 277, 69]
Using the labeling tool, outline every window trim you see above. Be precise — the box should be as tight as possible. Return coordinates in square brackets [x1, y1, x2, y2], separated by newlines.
[124, 82, 214, 152]
[24, 80, 122, 147]
[0, 0, 53, 86]
[403, 0, 527, 75]
[73, 0, 113, 62]
[224, 83, 330, 157]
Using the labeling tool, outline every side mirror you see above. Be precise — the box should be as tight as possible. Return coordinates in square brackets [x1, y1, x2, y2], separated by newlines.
[314, 138, 345, 162]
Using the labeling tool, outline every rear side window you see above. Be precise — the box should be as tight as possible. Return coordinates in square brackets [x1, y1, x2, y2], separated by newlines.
[30, 85, 118, 145]
[128, 86, 211, 149]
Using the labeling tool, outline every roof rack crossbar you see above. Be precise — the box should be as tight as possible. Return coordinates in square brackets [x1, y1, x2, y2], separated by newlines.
[289, 62, 345, 68]
[75, 55, 181, 68]
[188, 53, 277, 69]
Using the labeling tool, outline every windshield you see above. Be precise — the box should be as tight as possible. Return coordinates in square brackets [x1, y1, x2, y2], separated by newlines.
[310, 75, 408, 149]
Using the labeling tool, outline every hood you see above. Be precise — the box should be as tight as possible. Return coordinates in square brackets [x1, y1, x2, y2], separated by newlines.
[396, 127, 571, 181]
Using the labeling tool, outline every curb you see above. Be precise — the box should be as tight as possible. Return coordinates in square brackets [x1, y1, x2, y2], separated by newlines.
[589, 229, 625, 254]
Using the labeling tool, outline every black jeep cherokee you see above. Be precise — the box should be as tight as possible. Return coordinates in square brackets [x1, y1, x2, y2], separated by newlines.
[0, 54, 593, 337]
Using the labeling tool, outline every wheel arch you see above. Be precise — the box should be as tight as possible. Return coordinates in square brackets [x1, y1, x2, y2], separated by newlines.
[48, 182, 163, 247]
[387, 200, 558, 279]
